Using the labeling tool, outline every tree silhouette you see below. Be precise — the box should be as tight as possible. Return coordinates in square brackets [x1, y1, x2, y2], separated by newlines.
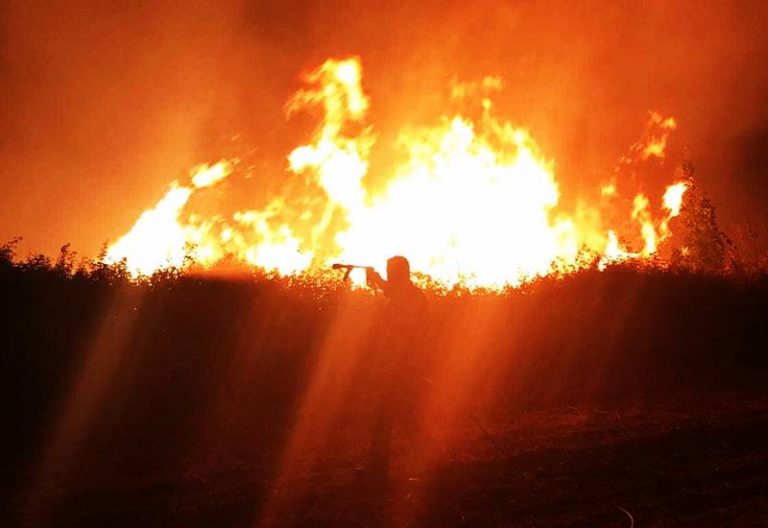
[671, 163, 729, 273]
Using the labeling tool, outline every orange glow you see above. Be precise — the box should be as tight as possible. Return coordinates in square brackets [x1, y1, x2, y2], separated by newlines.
[660, 181, 688, 238]
[632, 194, 656, 255]
[600, 231, 631, 270]
[640, 112, 677, 160]
[601, 183, 617, 197]
[106, 58, 690, 286]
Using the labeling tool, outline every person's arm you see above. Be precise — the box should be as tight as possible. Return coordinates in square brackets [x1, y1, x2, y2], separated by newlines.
[365, 267, 387, 291]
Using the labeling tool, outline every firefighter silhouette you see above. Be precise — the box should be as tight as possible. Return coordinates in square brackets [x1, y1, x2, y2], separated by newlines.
[364, 256, 428, 479]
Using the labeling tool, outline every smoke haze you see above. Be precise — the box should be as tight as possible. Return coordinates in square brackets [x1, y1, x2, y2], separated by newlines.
[1, 0, 767, 257]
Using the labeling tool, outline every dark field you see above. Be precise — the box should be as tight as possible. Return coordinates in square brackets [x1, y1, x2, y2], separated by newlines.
[1, 260, 767, 527]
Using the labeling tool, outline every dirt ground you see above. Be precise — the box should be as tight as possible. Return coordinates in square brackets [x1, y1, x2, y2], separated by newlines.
[9, 397, 768, 527]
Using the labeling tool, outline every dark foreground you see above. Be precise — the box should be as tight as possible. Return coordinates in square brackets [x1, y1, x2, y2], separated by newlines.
[1, 261, 767, 526]
[7, 398, 768, 527]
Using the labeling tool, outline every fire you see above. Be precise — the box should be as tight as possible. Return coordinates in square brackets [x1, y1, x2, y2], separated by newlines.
[104, 162, 233, 276]
[332, 116, 578, 287]
[106, 57, 690, 287]
[636, 112, 677, 160]
[663, 182, 687, 217]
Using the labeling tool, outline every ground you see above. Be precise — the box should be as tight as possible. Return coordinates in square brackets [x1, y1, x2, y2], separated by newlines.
[9, 397, 768, 527]
[3, 266, 767, 526]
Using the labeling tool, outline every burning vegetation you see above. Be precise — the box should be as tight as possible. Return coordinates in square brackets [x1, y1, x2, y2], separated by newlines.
[103, 58, 697, 287]
[4, 3, 768, 526]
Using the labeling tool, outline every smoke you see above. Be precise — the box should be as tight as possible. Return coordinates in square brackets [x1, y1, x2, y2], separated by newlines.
[1, 0, 767, 256]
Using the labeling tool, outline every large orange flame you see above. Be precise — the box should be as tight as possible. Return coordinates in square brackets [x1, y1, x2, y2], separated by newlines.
[106, 57, 688, 287]
[104, 162, 233, 276]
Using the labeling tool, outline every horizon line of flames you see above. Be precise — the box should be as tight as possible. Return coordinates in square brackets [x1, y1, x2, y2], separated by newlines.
[104, 57, 688, 289]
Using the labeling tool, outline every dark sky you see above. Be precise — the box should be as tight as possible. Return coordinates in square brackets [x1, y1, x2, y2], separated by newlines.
[1, 0, 767, 257]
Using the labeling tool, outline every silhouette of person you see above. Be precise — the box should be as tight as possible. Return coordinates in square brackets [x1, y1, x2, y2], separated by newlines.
[363, 256, 428, 480]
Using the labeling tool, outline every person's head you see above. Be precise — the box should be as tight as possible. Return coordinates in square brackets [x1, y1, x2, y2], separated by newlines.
[386, 255, 411, 285]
